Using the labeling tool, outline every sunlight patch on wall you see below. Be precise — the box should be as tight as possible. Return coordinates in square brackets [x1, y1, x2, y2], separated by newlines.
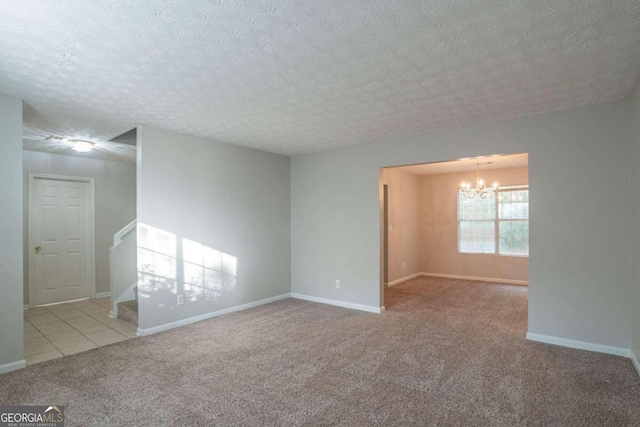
[183, 238, 237, 303]
[137, 224, 177, 306]
[137, 223, 238, 310]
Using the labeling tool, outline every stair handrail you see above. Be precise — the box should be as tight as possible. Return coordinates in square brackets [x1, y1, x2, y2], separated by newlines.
[113, 219, 137, 247]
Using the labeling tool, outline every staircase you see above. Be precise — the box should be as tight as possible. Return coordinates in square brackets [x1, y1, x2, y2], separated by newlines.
[109, 219, 138, 328]
[117, 286, 138, 327]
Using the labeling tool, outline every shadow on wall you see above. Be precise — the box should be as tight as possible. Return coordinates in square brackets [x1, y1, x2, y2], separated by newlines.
[137, 223, 237, 315]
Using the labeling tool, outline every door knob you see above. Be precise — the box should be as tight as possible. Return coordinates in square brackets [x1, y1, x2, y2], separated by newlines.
[35, 246, 41, 253]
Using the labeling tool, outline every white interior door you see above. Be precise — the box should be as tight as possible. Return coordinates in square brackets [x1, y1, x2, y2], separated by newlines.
[30, 175, 94, 306]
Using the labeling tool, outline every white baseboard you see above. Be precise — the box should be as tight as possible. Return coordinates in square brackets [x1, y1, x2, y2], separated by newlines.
[23, 305, 29, 310]
[94, 291, 111, 299]
[0, 359, 26, 374]
[385, 272, 422, 287]
[136, 293, 291, 337]
[631, 350, 640, 377]
[421, 272, 528, 286]
[291, 293, 384, 314]
[526, 332, 630, 358]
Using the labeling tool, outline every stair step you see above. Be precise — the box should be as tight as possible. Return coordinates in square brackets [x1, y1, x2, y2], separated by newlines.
[117, 300, 138, 327]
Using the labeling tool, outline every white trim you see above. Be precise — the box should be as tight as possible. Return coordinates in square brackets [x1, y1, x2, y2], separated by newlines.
[28, 173, 96, 308]
[112, 219, 136, 247]
[290, 293, 384, 314]
[385, 272, 422, 287]
[421, 272, 528, 286]
[0, 360, 26, 374]
[136, 293, 291, 337]
[38, 297, 88, 307]
[110, 282, 137, 318]
[457, 184, 529, 257]
[94, 292, 111, 299]
[526, 332, 630, 357]
[631, 350, 640, 377]
[23, 305, 29, 311]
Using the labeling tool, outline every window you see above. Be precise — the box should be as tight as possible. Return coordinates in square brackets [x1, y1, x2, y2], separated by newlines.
[458, 185, 529, 256]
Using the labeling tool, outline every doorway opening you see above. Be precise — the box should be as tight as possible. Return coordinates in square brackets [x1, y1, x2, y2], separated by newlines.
[380, 153, 529, 309]
[23, 128, 138, 365]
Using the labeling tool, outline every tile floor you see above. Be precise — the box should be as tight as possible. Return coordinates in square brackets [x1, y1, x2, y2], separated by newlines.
[23, 297, 137, 366]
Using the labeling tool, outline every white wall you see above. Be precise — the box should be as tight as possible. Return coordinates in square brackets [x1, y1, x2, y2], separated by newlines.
[380, 168, 421, 283]
[136, 126, 290, 332]
[631, 86, 640, 367]
[109, 227, 137, 308]
[419, 167, 529, 282]
[22, 151, 136, 303]
[291, 101, 632, 349]
[0, 94, 24, 372]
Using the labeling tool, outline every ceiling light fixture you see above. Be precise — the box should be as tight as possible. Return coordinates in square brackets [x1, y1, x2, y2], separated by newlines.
[461, 159, 498, 199]
[69, 139, 96, 153]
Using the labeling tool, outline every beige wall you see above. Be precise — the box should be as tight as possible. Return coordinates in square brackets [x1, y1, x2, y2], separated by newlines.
[380, 167, 420, 283]
[419, 166, 529, 282]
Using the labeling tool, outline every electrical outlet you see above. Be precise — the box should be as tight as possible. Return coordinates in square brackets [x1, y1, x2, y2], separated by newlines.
[335, 280, 341, 289]
[177, 294, 184, 305]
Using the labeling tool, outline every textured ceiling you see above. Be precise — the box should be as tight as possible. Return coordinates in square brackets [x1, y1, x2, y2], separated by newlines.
[397, 153, 528, 176]
[1, 1, 640, 159]
[22, 135, 137, 164]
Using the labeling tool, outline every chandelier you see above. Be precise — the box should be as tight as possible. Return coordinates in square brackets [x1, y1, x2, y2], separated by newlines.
[461, 159, 498, 199]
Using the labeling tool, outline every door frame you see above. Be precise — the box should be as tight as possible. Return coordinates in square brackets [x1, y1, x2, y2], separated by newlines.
[28, 173, 96, 308]
[379, 175, 387, 309]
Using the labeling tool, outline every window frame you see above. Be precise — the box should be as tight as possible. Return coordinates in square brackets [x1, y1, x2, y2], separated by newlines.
[457, 184, 529, 256]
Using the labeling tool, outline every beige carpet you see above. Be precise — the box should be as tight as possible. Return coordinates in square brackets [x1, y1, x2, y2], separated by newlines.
[1, 277, 639, 426]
